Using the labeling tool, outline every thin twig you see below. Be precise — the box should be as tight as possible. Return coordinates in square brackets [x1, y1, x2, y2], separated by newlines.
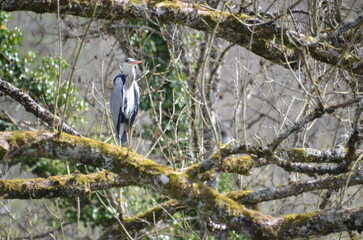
[268, 97, 361, 150]
[59, 3, 97, 135]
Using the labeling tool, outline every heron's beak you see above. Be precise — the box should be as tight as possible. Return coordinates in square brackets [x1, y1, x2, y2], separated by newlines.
[131, 60, 142, 65]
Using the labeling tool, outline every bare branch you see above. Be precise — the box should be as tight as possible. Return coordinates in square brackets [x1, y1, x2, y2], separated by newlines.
[102, 200, 185, 239]
[271, 156, 349, 176]
[278, 147, 363, 164]
[320, 13, 363, 41]
[269, 98, 361, 150]
[228, 170, 363, 205]
[0, 78, 82, 137]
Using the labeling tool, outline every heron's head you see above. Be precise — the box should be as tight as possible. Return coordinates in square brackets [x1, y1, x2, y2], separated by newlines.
[123, 58, 142, 76]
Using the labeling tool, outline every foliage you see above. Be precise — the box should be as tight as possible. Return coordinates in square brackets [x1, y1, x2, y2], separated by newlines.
[0, 11, 87, 127]
[0, 11, 98, 228]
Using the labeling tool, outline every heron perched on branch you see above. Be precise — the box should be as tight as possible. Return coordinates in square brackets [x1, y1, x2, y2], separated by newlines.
[110, 58, 141, 144]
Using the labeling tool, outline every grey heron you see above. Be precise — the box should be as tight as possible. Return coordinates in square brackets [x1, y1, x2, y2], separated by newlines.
[110, 58, 141, 144]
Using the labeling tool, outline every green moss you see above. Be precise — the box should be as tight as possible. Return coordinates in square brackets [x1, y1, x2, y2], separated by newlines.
[130, 0, 144, 4]
[220, 143, 236, 155]
[72, 173, 96, 185]
[283, 213, 299, 220]
[125, 151, 170, 174]
[234, 13, 254, 21]
[283, 211, 318, 224]
[211, 193, 269, 222]
[227, 190, 253, 200]
[97, 141, 124, 160]
[94, 170, 115, 182]
[216, 142, 225, 148]
[164, 172, 198, 199]
[289, 148, 307, 158]
[167, 172, 186, 187]
[210, 143, 228, 161]
[7, 131, 37, 149]
[210, 151, 221, 161]
[47, 175, 67, 186]
[98, 141, 115, 155]
[0, 179, 28, 192]
[150, 0, 181, 10]
[287, 148, 315, 162]
[222, 155, 254, 175]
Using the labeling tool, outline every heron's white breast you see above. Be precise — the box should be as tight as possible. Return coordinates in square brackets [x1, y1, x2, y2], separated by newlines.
[124, 82, 136, 119]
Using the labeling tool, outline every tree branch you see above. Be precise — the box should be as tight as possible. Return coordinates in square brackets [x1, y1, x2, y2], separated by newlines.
[320, 13, 363, 41]
[1, 0, 362, 74]
[0, 131, 276, 239]
[278, 147, 363, 164]
[0, 78, 81, 137]
[102, 200, 185, 239]
[105, 169, 363, 238]
[277, 206, 363, 239]
[1, 130, 362, 239]
[0, 170, 129, 199]
[228, 170, 363, 205]
[269, 98, 361, 150]
[186, 141, 361, 178]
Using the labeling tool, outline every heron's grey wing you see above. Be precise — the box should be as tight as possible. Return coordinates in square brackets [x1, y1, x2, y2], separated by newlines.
[110, 75, 126, 143]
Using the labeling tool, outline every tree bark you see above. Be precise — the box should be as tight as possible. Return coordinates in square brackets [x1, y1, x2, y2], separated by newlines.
[0, 130, 362, 239]
[1, 0, 362, 74]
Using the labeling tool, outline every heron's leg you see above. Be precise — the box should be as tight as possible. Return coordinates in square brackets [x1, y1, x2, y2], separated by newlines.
[126, 123, 131, 150]
[125, 119, 133, 150]
[128, 121, 135, 151]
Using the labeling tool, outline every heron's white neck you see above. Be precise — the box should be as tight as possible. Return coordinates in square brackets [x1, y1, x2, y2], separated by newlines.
[123, 65, 136, 88]
[123, 66, 136, 79]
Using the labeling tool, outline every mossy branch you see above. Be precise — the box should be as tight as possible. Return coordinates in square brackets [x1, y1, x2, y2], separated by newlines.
[0, 170, 128, 199]
[3, 169, 361, 237]
[0, 0, 362, 74]
[1, 130, 363, 239]
[107, 169, 363, 237]
[103, 200, 363, 239]
[186, 140, 361, 178]
[102, 200, 185, 239]
[105, 169, 363, 238]
[278, 206, 363, 238]
[0, 131, 275, 238]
